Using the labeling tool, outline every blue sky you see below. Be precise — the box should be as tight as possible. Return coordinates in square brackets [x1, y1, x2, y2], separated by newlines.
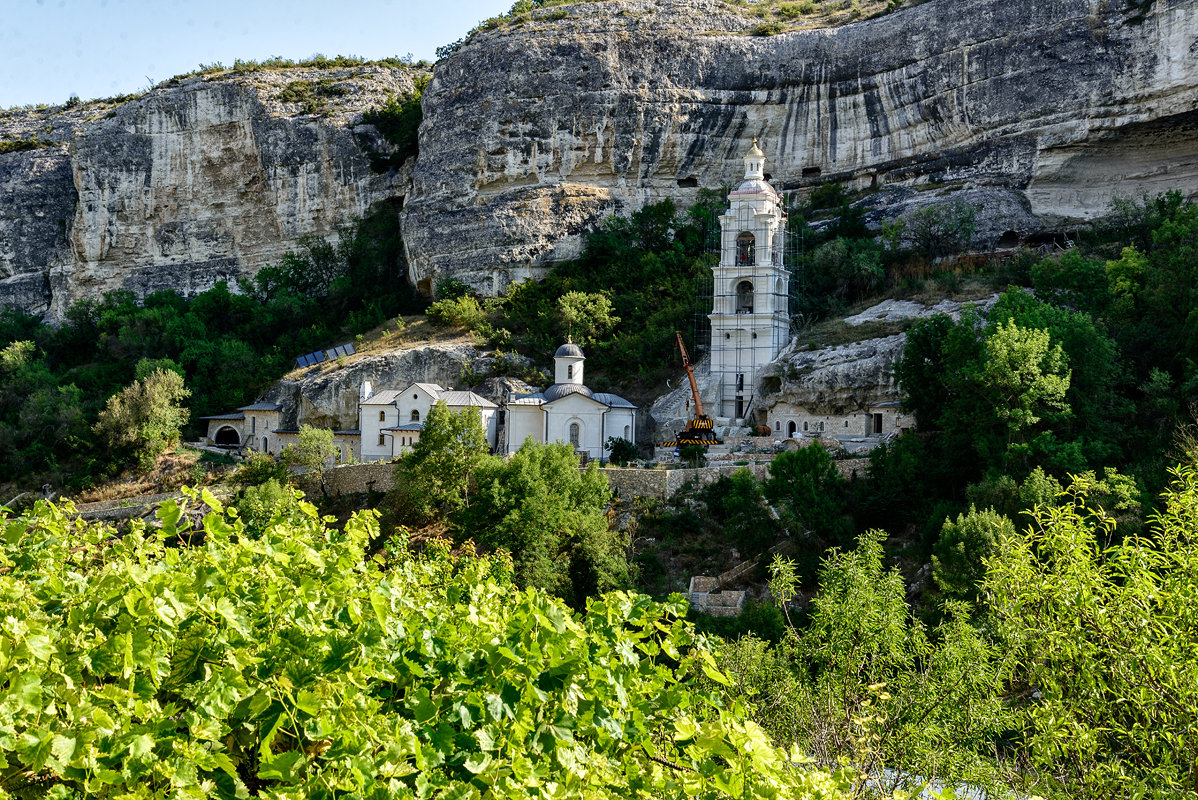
[1, 0, 513, 108]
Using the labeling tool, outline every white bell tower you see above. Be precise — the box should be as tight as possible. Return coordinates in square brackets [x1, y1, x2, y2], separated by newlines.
[708, 140, 791, 422]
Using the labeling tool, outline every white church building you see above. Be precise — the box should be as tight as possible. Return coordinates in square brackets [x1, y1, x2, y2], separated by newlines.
[505, 342, 637, 460]
[708, 141, 793, 423]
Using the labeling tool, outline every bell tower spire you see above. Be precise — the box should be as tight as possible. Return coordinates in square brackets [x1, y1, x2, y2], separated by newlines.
[707, 140, 791, 424]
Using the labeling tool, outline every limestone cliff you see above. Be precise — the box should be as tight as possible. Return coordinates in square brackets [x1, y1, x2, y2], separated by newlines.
[403, 0, 1198, 293]
[0, 65, 422, 318]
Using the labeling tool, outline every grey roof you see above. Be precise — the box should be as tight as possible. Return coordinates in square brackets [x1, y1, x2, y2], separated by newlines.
[383, 422, 425, 432]
[333, 430, 361, 436]
[200, 412, 245, 421]
[554, 342, 584, 359]
[508, 393, 545, 406]
[544, 383, 596, 402]
[361, 390, 402, 405]
[237, 402, 282, 412]
[439, 390, 498, 408]
[594, 392, 637, 409]
[408, 382, 445, 396]
[872, 400, 902, 409]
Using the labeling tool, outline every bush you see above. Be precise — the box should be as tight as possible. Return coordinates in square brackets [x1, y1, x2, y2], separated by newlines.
[427, 294, 486, 330]
[605, 436, 638, 466]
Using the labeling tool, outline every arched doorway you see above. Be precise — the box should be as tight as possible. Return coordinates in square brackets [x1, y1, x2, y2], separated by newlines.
[787, 421, 797, 438]
[214, 426, 240, 447]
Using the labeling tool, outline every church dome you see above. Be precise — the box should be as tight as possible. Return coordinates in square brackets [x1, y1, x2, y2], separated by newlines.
[730, 179, 778, 197]
[543, 383, 594, 402]
[554, 342, 584, 358]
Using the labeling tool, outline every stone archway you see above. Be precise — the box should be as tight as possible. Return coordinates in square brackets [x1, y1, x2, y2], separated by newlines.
[214, 426, 240, 447]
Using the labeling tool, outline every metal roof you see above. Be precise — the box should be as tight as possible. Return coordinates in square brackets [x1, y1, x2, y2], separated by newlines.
[406, 382, 444, 395]
[383, 422, 425, 432]
[439, 390, 497, 408]
[544, 383, 596, 402]
[554, 342, 584, 359]
[594, 392, 637, 409]
[237, 402, 282, 412]
[730, 179, 778, 197]
[509, 394, 545, 406]
[199, 413, 245, 421]
[361, 390, 402, 405]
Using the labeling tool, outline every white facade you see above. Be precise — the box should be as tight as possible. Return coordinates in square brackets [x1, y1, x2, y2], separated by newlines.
[709, 142, 792, 422]
[358, 381, 498, 462]
[504, 343, 638, 460]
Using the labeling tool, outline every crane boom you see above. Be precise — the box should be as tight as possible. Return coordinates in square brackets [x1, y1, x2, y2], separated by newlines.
[675, 332, 705, 419]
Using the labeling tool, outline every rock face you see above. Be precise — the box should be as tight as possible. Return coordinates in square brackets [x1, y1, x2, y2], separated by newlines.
[404, 0, 1198, 292]
[259, 340, 502, 431]
[0, 65, 421, 318]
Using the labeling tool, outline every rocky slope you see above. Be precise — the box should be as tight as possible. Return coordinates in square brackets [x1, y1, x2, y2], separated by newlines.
[259, 339, 506, 431]
[404, 0, 1198, 293]
[0, 65, 422, 318]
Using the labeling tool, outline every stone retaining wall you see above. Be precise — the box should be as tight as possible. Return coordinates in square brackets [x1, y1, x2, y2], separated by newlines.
[293, 462, 394, 498]
[600, 458, 869, 501]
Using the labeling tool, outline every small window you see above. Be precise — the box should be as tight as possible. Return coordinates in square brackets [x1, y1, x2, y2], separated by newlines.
[251, 416, 256, 434]
[567, 364, 574, 380]
[411, 409, 420, 422]
[623, 425, 630, 439]
[413, 393, 418, 399]
[379, 410, 386, 421]
[378, 434, 385, 446]
[736, 373, 744, 391]
[803, 421, 808, 432]
[569, 422, 580, 448]
[262, 437, 268, 452]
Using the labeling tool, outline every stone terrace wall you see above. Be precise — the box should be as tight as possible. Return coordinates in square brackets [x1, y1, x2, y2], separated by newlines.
[293, 462, 395, 498]
[601, 458, 869, 501]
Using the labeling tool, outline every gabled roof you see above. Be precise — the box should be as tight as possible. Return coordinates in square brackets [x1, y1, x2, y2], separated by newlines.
[237, 402, 282, 412]
[400, 382, 444, 397]
[383, 422, 425, 432]
[439, 390, 497, 408]
[199, 412, 245, 421]
[361, 390, 402, 406]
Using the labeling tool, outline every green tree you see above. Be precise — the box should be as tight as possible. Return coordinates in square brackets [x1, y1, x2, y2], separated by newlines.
[986, 468, 1198, 799]
[931, 505, 1014, 606]
[763, 444, 852, 546]
[703, 469, 782, 556]
[899, 200, 978, 258]
[555, 290, 620, 346]
[605, 435, 638, 465]
[93, 367, 190, 470]
[721, 534, 1013, 798]
[456, 440, 628, 609]
[392, 400, 489, 524]
[281, 424, 339, 472]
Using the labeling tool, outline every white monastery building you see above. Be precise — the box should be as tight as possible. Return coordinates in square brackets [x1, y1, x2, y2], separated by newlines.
[505, 342, 637, 460]
[709, 141, 792, 423]
[200, 341, 636, 463]
[359, 382, 498, 461]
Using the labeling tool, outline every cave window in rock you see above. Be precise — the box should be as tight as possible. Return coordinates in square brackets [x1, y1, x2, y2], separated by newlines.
[411, 409, 420, 422]
[998, 230, 1020, 249]
[736, 232, 756, 266]
[214, 426, 240, 447]
[569, 422, 581, 448]
[736, 280, 754, 314]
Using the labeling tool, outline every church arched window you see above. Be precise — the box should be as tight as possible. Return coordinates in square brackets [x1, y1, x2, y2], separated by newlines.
[379, 410, 386, 421]
[411, 409, 420, 422]
[569, 422, 581, 448]
[736, 280, 754, 314]
[736, 231, 755, 265]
